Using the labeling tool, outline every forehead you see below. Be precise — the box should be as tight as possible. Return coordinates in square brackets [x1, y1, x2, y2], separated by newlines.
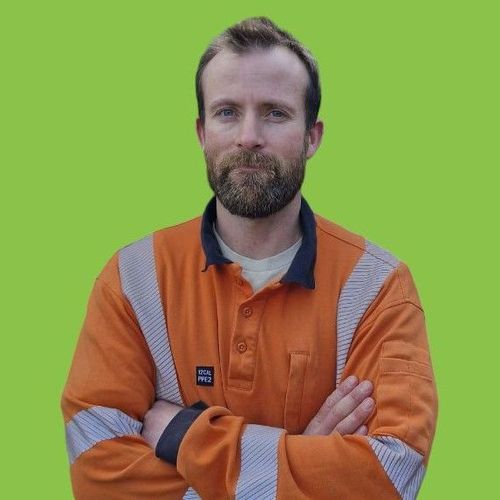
[202, 46, 309, 110]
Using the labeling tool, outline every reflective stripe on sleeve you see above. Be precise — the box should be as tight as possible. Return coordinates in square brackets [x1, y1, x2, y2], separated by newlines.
[183, 487, 201, 499]
[368, 435, 426, 500]
[65, 406, 143, 464]
[235, 424, 284, 499]
[335, 240, 399, 386]
[119, 234, 183, 405]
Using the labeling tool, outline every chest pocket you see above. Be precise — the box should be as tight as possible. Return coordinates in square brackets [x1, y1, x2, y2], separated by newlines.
[283, 351, 309, 434]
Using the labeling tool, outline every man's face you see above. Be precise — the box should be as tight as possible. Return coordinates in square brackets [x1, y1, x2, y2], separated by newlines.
[197, 46, 320, 218]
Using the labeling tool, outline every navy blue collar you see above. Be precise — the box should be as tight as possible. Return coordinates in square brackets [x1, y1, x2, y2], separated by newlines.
[201, 196, 316, 289]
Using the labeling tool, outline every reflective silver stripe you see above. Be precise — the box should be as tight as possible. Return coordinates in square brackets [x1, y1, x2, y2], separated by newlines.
[119, 235, 205, 500]
[65, 406, 142, 464]
[335, 240, 398, 386]
[235, 424, 284, 499]
[183, 487, 201, 499]
[336, 243, 423, 496]
[119, 235, 183, 405]
[368, 435, 426, 499]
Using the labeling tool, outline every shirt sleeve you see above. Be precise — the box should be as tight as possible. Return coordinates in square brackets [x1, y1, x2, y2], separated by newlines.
[156, 261, 439, 499]
[61, 254, 191, 499]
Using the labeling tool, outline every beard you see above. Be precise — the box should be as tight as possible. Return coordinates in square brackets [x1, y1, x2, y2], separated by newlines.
[205, 138, 308, 219]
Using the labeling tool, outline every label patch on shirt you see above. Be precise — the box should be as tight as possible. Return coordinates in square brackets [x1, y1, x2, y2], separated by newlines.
[196, 366, 214, 386]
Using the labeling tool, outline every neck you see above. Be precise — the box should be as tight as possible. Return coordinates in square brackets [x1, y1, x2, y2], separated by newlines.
[214, 193, 302, 259]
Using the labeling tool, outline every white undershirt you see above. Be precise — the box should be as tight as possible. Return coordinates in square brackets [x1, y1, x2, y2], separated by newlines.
[213, 224, 302, 293]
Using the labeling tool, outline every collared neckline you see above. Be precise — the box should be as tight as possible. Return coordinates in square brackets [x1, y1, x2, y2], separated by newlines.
[201, 196, 316, 289]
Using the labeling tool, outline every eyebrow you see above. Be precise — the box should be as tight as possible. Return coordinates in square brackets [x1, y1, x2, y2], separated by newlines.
[208, 98, 296, 115]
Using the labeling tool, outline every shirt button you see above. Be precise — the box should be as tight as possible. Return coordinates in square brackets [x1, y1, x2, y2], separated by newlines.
[242, 306, 253, 318]
[237, 342, 247, 353]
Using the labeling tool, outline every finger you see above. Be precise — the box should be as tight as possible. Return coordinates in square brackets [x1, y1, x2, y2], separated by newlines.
[303, 376, 359, 435]
[324, 375, 360, 409]
[328, 380, 373, 429]
[353, 425, 368, 436]
[333, 397, 375, 435]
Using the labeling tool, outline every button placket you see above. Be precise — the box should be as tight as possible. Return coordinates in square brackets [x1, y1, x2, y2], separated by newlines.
[228, 300, 266, 389]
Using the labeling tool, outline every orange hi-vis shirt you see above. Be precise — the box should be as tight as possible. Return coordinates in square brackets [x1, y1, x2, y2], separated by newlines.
[62, 197, 438, 499]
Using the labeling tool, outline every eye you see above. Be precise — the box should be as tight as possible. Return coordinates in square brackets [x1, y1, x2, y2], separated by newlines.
[269, 110, 286, 119]
[216, 108, 235, 118]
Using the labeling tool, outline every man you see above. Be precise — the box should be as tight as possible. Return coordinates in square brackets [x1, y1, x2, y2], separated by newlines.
[62, 17, 438, 499]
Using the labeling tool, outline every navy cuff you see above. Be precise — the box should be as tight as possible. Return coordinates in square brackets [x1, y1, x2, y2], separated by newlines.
[155, 401, 208, 465]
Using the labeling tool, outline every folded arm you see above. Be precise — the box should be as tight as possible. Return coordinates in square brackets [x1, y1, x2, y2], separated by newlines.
[63, 252, 437, 499]
[61, 257, 190, 499]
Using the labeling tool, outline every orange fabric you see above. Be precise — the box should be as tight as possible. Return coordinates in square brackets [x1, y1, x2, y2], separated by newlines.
[61, 213, 438, 499]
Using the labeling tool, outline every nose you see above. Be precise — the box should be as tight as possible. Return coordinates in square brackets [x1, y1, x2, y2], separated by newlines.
[236, 113, 264, 150]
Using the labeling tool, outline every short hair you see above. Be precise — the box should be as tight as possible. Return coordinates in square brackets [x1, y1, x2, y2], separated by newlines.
[196, 17, 321, 131]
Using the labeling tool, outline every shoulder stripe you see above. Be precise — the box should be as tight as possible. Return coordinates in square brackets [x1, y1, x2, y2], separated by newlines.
[119, 235, 183, 405]
[235, 424, 284, 499]
[336, 240, 398, 386]
[65, 406, 142, 464]
[368, 435, 425, 499]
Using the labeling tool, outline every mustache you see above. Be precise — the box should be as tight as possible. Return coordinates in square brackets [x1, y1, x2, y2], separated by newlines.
[217, 150, 280, 171]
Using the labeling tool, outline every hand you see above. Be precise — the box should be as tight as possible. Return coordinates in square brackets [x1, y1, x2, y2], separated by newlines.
[303, 375, 375, 436]
[141, 400, 183, 449]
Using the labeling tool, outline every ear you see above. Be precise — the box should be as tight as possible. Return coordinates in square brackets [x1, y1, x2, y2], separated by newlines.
[305, 120, 324, 159]
[196, 118, 206, 149]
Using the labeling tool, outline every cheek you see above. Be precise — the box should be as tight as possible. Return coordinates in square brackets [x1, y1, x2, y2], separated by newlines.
[203, 131, 232, 158]
[274, 130, 307, 159]
[203, 142, 228, 169]
[204, 123, 234, 145]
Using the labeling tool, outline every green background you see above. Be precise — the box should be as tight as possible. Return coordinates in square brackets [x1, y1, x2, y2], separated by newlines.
[2, 0, 498, 498]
